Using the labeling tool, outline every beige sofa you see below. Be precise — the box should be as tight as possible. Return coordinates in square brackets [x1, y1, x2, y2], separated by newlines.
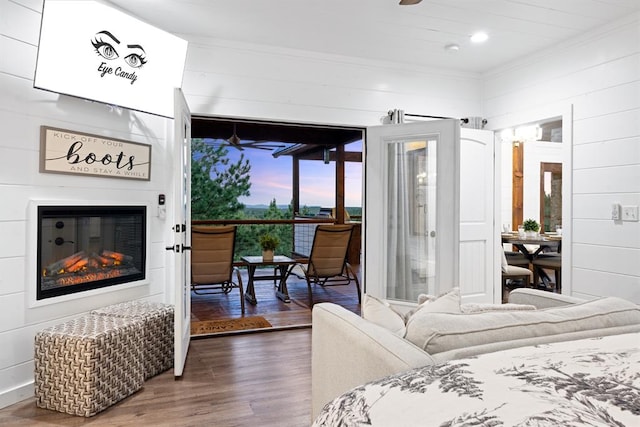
[311, 288, 640, 419]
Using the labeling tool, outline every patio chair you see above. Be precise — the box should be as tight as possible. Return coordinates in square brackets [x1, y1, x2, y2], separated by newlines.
[191, 225, 244, 314]
[293, 224, 361, 307]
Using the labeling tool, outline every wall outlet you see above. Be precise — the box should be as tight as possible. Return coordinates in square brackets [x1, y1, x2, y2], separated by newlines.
[611, 203, 621, 220]
[622, 205, 639, 222]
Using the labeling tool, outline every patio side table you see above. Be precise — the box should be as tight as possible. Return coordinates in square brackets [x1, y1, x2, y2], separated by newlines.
[241, 255, 297, 304]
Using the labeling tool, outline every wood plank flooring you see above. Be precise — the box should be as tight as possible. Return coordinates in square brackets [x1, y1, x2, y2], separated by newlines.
[0, 267, 362, 425]
[0, 328, 312, 427]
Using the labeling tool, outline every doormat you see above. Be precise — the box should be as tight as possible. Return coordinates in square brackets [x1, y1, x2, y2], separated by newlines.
[190, 316, 272, 336]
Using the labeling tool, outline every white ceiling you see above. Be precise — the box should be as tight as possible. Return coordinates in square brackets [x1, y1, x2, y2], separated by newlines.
[107, 0, 640, 73]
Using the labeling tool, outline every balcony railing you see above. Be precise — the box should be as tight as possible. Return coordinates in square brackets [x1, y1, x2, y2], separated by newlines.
[192, 217, 336, 260]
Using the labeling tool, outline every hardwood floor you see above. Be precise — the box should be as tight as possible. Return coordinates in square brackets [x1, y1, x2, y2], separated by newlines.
[0, 267, 362, 425]
[0, 328, 312, 426]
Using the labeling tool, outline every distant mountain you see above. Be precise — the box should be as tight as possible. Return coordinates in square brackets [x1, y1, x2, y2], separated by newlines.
[243, 204, 361, 215]
[244, 204, 295, 210]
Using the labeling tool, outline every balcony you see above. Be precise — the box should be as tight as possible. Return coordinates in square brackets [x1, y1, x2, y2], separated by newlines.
[190, 217, 362, 329]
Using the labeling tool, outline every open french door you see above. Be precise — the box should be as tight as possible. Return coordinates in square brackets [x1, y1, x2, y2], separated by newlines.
[171, 88, 192, 377]
[364, 120, 460, 308]
[459, 129, 497, 303]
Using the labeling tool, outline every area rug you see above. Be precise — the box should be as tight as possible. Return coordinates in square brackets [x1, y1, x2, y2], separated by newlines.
[190, 316, 272, 336]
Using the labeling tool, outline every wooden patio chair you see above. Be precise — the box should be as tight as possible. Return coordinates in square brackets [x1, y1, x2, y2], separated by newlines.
[191, 225, 244, 313]
[293, 224, 361, 307]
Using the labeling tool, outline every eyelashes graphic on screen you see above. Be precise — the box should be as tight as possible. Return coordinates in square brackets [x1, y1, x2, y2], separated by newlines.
[91, 30, 147, 69]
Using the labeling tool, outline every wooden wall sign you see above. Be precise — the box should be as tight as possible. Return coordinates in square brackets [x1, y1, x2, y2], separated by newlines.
[40, 126, 151, 181]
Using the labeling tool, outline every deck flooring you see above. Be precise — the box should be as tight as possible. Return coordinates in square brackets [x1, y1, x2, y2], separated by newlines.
[191, 265, 361, 328]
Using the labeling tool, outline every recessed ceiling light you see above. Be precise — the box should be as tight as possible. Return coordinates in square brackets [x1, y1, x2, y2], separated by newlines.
[444, 43, 460, 51]
[470, 32, 489, 43]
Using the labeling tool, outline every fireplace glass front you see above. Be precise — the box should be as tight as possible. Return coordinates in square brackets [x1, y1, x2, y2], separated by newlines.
[37, 205, 146, 300]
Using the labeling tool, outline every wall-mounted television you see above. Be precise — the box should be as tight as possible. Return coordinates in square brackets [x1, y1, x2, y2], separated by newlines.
[34, 0, 188, 118]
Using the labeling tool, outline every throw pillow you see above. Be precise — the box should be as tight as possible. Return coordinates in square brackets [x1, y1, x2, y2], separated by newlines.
[405, 287, 462, 326]
[362, 288, 462, 338]
[362, 294, 406, 337]
[411, 287, 462, 316]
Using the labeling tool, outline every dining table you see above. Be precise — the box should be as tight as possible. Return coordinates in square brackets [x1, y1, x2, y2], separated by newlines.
[501, 232, 562, 288]
[501, 233, 562, 259]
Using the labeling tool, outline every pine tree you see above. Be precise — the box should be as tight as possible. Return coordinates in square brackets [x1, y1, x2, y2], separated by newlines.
[190, 139, 251, 220]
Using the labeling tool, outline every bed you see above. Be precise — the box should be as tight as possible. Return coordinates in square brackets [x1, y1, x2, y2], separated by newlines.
[313, 332, 640, 426]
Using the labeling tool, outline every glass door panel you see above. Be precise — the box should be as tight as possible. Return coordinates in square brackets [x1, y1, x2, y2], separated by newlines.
[385, 138, 436, 301]
[365, 120, 459, 305]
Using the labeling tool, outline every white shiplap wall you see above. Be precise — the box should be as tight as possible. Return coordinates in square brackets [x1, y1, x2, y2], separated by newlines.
[0, 0, 483, 410]
[483, 12, 640, 302]
[181, 36, 482, 126]
[0, 0, 175, 408]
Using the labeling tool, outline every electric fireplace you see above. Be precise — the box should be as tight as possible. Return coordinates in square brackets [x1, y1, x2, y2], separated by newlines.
[36, 205, 146, 301]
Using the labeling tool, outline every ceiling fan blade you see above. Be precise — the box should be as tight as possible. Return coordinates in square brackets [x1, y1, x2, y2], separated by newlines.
[399, 0, 422, 5]
[202, 139, 244, 151]
[247, 145, 279, 151]
[221, 123, 290, 151]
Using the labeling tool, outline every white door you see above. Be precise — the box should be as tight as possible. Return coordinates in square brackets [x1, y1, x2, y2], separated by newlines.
[171, 88, 192, 377]
[459, 129, 497, 303]
[365, 120, 460, 307]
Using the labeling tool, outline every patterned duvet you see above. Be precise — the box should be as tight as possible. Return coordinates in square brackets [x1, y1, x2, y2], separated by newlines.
[313, 332, 640, 426]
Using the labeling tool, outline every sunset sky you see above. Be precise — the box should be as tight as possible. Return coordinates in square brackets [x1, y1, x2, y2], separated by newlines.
[224, 141, 362, 208]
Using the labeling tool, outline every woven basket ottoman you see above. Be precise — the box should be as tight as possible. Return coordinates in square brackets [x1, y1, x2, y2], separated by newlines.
[92, 301, 174, 379]
[34, 315, 145, 417]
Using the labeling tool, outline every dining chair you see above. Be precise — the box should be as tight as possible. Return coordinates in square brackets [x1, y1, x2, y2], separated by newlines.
[504, 250, 529, 268]
[293, 224, 361, 307]
[501, 247, 533, 303]
[532, 255, 561, 293]
[191, 225, 245, 313]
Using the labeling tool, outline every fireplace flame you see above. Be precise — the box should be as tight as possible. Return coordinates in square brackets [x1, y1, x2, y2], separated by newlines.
[42, 250, 138, 287]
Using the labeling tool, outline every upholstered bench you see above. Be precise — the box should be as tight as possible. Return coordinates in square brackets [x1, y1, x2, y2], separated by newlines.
[34, 315, 145, 417]
[91, 301, 174, 379]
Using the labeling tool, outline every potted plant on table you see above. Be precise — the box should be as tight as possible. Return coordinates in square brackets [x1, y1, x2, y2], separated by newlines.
[259, 233, 279, 262]
[522, 218, 540, 239]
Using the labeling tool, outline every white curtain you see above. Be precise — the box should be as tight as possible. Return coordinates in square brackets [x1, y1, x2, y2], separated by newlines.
[386, 142, 418, 300]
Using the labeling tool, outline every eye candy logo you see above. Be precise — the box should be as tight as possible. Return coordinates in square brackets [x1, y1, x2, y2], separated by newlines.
[91, 30, 146, 85]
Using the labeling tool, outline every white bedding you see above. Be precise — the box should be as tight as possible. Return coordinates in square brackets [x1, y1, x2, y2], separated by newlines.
[313, 332, 640, 426]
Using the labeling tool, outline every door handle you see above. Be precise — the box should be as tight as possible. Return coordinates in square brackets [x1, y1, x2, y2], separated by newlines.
[430, 231, 436, 237]
[166, 244, 190, 252]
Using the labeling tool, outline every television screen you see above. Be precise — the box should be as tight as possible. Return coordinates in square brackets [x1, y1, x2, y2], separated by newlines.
[34, 0, 188, 118]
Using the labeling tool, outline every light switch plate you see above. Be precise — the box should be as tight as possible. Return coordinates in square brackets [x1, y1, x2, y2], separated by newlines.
[622, 205, 639, 221]
[611, 203, 621, 220]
